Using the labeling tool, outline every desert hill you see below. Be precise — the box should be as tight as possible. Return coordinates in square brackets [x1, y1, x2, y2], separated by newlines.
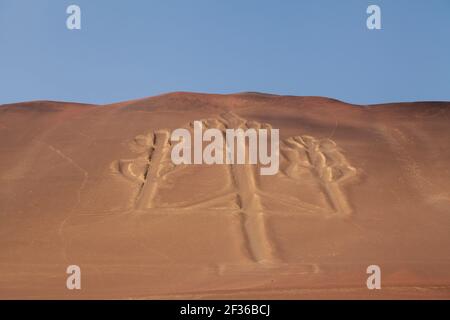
[0, 92, 449, 299]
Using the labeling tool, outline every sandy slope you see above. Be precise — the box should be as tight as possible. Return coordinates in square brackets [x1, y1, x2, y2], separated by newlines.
[0, 92, 449, 299]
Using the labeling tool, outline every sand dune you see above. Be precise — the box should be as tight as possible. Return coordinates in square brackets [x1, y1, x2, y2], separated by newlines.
[0, 92, 449, 299]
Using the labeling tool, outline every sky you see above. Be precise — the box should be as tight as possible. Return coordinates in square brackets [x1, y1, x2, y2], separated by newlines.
[0, 0, 449, 105]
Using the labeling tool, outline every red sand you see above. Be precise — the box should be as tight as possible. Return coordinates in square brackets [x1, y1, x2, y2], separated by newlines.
[0, 92, 449, 299]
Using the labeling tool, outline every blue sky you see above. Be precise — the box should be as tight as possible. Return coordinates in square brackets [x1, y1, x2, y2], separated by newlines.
[0, 0, 449, 105]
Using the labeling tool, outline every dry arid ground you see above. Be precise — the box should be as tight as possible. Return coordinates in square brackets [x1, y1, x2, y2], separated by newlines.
[0, 92, 449, 299]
